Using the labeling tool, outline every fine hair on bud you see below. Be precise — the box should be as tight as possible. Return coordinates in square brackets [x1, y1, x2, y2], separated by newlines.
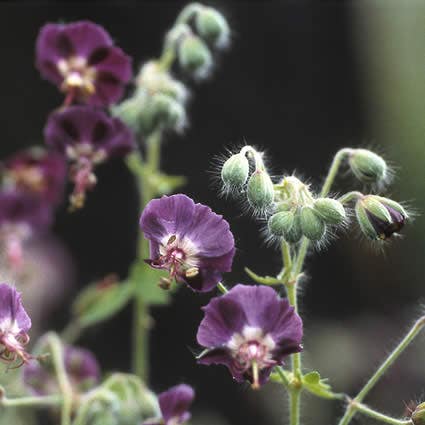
[178, 34, 213, 80]
[221, 152, 250, 194]
[313, 197, 346, 226]
[299, 205, 326, 241]
[246, 169, 275, 215]
[195, 6, 231, 49]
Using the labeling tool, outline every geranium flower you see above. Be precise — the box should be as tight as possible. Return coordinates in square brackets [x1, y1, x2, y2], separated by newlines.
[44, 105, 135, 209]
[36, 21, 132, 106]
[196, 284, 303, 388]
[143, 384, 195, 425]
[139, 194, 235, 292]
[2, 147, 66, 205]
[0, 283, 31, 365]
[24, 343, 100, 395]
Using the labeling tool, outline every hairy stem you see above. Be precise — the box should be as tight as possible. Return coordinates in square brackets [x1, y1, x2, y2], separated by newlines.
[353, 402, 412, 425]
[289, 388, 301, 425]
[0, 394, 62, 408]
[338, 316, 425, 425]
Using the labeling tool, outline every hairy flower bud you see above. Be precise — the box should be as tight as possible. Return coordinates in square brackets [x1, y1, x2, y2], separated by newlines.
[268, 210, 295, 237]
[178, 35, 212, 79]
[195, 7, 230, 48]
[221, 153, 249, 191]
[412, 402, 425, 425]
[299, 206, 326, 241]
[246, 169, 274, 212]
[314, 198, 346, 225]
[355, 195, 408, 240]
[348, 149, 388, 184]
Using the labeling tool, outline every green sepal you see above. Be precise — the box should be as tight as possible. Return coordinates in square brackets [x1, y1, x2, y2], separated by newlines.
[72, 280, 134, 328]
[270, 368, 292, 384]
[302, 371, 339, 400]
[245, 267, 282, 285]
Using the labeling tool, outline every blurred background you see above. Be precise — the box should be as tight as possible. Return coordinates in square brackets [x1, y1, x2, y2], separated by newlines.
[1, 1, 425, 424]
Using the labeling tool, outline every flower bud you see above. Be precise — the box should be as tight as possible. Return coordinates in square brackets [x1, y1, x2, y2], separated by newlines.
[221, 153, 249, 190]
[299, 206, 326, 241]
[246, 169, 274, 212]
[268, 210, 295, 237]
[355, 195, 408, 240]
[412, 402, 425, 425]
[195, 7, 230, 48]
[178, 35, 213, 79]
[348, 149, 388, 184]
[314, 198, 346, 225]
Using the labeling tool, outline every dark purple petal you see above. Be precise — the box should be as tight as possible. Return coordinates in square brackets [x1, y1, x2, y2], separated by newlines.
[197, 295, 246, 347]
[23, 360, 50, 395]
[0, 283, 31, 333]
[44, 106, 135, 158]
[197, 348, 244, 381]
[64, 345, 100, 385]
[158, 384, 195, 423]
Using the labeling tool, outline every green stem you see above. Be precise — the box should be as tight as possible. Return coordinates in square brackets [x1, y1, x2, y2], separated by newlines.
[353, 402, 412, 425]
[289, 389, 301, 425]
[320, 148, 352, 198]
[0, 394, 62, 408]
[217, 282, 228, 294]
[338, 191, 364, 205]
[47, 333, 73, 425]
[338, 316, 425, 425]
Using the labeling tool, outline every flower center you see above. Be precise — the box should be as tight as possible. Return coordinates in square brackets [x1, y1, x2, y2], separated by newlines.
[150, 235, 199, 289]
[57, 56, 97, 100]
[0, 319, 30, 366]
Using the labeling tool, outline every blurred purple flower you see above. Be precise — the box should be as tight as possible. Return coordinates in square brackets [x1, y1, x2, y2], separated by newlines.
[143, 384, 195, 425]
[140, 194, 235, 292]
[44, 105, 135, 209]
[0, 283, 31, 365]
[2, 147, 67, 206]
[35, 21, 132, 106]
[24, 343, 100, 395]
[197, 284, 303, 388]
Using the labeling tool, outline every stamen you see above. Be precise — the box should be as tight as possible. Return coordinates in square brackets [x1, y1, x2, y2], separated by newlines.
[167, 235, 177, 245]
[251, 360, 260, 390]
[185, 267, 199, 278]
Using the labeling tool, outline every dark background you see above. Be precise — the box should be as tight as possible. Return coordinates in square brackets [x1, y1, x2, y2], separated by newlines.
[1, 2, 425, 424]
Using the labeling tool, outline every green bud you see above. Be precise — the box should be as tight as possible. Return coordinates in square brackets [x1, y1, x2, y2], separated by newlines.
[314, 198, 346, 225]
[246, 169, 274, 211]
[348, 149, 388, 184]
[268, 210, 295, 237]
[195, 7, 230, 48]
[284, 211, 303, 243]
[299, 206, 326, 241]
[178, 35, 213, 79]
[111, 90, 148, 134]
[221, 153, 249, 190]
[355, 195, 408, 240]
[141, 93, 186, 134]
[412, 402, 425, 425]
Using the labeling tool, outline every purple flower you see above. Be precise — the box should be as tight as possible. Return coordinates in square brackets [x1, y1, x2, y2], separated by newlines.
[143, 384, 195, 425]
[196, 284, 303, 388]
[0, 190, 52, 268]
[139, 194, 235, 292]
[36, 21, 132, 106]
[0, 283, 31, 365]
[3, 148, 67, 206]
[24, 343, 100, 395]
[44, 105, 135, 209]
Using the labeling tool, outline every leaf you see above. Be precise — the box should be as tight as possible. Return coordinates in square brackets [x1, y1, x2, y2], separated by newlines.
[72, 277, 134, 328]
[302, 371, 337, 400]
[128, 262, 176, 305]
[148, 172, 186, 195]
[270, 368, 292, 384]
[245, 267, 282, 285]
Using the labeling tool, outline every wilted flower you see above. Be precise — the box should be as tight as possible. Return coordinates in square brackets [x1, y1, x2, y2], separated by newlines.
[24, 343, 100, 395]
[140, 194, 235, 292]
[36, 21, 132, 106]
[143, 384, 195, 425]
[0, 283, 31, 365]
[197, 284, 303, 388]
[2, 147, 66, 205]
[355, 195, 408, 240]
[0, 190, 52, 268]
[44, 105, 135, 208]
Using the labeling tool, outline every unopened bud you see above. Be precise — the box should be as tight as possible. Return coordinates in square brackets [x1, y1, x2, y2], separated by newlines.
[412, 402, 425, 425]
[246, 169, 274, 212]
[355, 195, 408, 240]
[195, 7, 230, 48]
[299, 206, 326, 241]
[178, 35, 213, 79]
[348, 149, 388, 184]
[221, 153, 249, 190]
[268, 210, 295, 237]
[314, 198, 346, 225]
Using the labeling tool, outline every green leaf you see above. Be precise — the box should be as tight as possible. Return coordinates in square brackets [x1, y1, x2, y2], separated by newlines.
[149, 172, 186, 195]
[129, 262, 177, 305]
[72, 278, 134, 328]
[245, 267, 282, 285]
[302, 371, 338, 400]
[270, 368, 292, 384]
